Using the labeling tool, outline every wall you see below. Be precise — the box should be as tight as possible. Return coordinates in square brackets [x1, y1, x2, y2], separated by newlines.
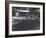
[0, 0, 46, 38]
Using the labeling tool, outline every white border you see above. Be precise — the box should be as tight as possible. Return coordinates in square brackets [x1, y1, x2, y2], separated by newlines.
[9, 3, 43, 35]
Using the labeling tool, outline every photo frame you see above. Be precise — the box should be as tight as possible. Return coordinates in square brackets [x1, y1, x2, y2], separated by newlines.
[5, 1, 45, 37]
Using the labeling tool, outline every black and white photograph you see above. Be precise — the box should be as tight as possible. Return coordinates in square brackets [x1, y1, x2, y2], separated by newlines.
[5, 2, 45, 37]
[12, 7, 40, 31]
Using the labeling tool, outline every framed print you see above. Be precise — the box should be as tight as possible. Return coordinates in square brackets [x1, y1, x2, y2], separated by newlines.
[5, 1, 45, 37]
